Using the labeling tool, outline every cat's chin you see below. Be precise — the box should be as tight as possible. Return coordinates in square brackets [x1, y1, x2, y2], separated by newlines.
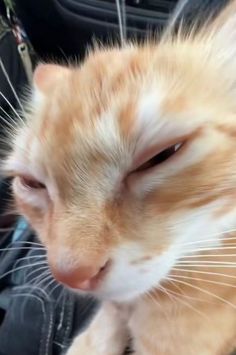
[67, 275, 156, 302]
[94, 289, 144, 302]
[71, 287, 144, 303]
[65, 276, 146, 302]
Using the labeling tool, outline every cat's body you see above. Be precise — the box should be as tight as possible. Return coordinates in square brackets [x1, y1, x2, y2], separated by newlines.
[67, 293, 236, 355]
[4, 0, 236, 354]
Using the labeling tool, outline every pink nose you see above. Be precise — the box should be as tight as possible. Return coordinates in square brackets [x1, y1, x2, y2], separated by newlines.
[50, 261, 109, 291]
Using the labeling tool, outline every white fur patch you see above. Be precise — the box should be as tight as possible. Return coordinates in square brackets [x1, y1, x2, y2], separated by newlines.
[135, 89, 165, 158]
[134, 90, 200, 161]
[94, 112, 121, 156]
[85, 111, 131, 201]
[91, 199, 236, 302]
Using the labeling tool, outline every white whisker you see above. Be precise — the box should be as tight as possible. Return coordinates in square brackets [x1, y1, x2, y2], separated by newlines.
[14, 255, 46, 271]
[165, 286, 209, 320]
[29, 269, 50, 285]
[177, 229, 236, 247]
[169, 273, 236, 289]
[177, 261, 236, 265]
[175, 264, 236, 268]
[0, 104, 15, 120]
[0, 261, 48, 280]
[37, 274, 53, 289]
[48, 283, 61, 298]
[0, 91, 22, 121]
[0, 59, 25, 114]
[0, 113, 17, 131]
[26, 265, 49, 283]
[14, 254, 45, 264]
[12, 291, 46, 314]
[0, 246, 45, 252]
[166, 276, 236, 311]
[14, 240, 44, 247]
[172, 267, 236, 280]
[158, 284, 176, 303]
[146, 291, 172, 322]
[15, 284, 50, 300]
[180, 246, 236, 253]
[55, 287, 66, 307]
[181, 253, 236, 259]
[46, 278, 57, 296]
[163, 284, 208, 303]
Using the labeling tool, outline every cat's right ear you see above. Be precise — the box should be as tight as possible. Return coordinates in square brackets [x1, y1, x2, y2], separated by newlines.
[33, 64, 69, 95]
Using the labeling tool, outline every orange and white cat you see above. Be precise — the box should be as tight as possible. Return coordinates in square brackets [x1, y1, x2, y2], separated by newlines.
[4, 0, 236, 354]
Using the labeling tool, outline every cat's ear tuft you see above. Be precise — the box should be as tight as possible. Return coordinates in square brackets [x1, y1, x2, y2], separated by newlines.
[33, 64, 69, 94]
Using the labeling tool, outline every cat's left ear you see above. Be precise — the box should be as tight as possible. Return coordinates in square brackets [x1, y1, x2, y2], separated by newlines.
[33, 64, 69, 95]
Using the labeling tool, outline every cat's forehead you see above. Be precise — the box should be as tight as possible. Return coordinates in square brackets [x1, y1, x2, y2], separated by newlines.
[38, 44, 228, 132]
[35, 47, 194, 143]
[34, 47, 223, 154]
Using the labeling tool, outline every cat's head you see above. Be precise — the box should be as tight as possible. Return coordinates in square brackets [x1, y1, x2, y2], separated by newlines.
[4, 3, 236, 301]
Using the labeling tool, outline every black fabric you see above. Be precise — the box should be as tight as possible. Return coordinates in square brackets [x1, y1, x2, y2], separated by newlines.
[0, 227, 97, 355]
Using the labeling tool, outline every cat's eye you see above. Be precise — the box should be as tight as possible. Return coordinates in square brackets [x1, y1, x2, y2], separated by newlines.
[13, 175, 49, 210]
[135, 143, 183, 172]
[19, 176, 46, 190]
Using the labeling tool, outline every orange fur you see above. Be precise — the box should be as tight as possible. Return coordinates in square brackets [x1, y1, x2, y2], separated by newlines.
[4, 1, 236, 354]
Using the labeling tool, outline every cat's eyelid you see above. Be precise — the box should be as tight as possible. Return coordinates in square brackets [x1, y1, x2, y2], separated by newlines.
[132, 134, 189, 172]
[6, 157, 58, 202]
[18, 175, 46, 190]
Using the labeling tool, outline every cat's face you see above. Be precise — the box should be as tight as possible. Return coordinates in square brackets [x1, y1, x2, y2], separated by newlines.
[5, 20, 236, 301]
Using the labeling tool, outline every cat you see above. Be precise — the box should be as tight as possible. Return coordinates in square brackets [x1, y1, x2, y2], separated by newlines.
[3, 0, 236, 354]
